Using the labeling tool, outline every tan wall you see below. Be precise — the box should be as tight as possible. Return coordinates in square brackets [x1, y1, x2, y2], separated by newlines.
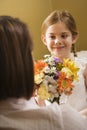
[0, 0, 87, 60]
[0, 0, 50, 60]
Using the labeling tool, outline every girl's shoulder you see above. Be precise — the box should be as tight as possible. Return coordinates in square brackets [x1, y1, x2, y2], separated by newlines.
[77, 51, 87, 57]
[75, 51, 87, 67]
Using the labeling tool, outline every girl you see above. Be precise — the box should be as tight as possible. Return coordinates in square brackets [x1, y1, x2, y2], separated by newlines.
[41, 10, 87, 111]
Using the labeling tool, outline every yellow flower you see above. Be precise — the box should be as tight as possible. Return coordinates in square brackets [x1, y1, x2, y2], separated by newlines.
[37, 83, 51, 100]
[34, 73, 44, 84]
[63, 59, 79, 80]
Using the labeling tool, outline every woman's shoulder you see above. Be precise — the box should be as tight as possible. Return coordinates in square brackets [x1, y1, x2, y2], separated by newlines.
[0, 101, 63, 130]
[60, 103, 87, 130]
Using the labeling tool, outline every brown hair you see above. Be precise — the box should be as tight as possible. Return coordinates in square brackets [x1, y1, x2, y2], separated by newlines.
[0, 16, 34, 100]
[41, 10, 78, 56]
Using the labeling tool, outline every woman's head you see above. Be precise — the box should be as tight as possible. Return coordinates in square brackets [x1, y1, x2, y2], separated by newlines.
[41, 10, 78, 57]
[0, 16, 34, 100]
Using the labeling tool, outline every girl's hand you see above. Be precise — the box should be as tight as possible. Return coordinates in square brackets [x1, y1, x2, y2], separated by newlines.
[33, 89, 46, 107]
[80, 108, 87, 117]
[35, 96, 46, 106]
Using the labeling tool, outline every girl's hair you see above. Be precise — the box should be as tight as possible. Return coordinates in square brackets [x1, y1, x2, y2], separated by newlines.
[0, 16, 34, 100]
[41, 10, 78, 56]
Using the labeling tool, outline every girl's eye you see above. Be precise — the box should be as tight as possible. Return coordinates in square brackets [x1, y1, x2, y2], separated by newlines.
[61, 34, 68, 39]
[50, 35, 55, 39]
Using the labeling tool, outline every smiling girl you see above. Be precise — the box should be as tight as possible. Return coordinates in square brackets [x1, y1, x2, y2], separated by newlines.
[41, 10, 87, 111]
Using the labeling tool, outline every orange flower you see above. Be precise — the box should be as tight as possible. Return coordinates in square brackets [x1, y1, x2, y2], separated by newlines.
[58, 72, 74, 95]
[34, 60, 48, 74]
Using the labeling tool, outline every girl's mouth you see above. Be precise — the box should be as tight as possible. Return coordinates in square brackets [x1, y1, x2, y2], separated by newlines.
[53, 46, 65, 49]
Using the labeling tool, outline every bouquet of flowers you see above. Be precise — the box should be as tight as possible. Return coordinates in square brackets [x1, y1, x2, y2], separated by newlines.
[34, 55, 79, 104]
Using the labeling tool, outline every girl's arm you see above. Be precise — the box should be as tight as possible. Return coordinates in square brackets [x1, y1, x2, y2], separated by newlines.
[80, 108, 87, 117]
[83, 64, 87, 89]
[80, 64, 87, 117]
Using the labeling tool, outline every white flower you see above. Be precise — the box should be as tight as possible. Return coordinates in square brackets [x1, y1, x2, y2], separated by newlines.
[61, 67, 72, 78]
[44, 66, 50, 73]
[43, 76, 58, 93]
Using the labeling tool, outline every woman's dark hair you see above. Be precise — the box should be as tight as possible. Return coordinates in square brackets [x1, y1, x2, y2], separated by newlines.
[0, 16, 34, 100]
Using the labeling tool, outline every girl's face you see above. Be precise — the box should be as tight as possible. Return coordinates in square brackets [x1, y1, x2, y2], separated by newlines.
[42, 22, 77, 59]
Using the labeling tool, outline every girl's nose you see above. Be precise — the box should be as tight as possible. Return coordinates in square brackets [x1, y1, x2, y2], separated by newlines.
[55, 39, 60, 45]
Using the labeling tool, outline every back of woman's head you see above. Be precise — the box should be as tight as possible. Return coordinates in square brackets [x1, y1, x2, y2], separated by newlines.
[0, 16, 34, 100]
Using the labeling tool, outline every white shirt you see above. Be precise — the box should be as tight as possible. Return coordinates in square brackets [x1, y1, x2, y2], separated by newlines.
[0, 97, 87, 130]
[68, 56, 87, 111]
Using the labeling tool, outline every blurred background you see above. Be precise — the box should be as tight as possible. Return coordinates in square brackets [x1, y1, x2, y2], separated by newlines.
[0, 0, 87, 60]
